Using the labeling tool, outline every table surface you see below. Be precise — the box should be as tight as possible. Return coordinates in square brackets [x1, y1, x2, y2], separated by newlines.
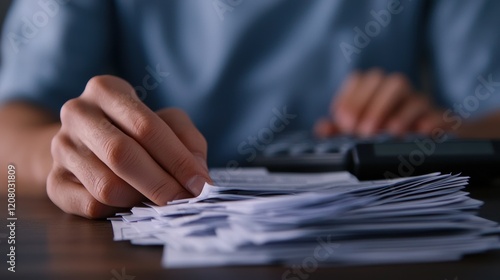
[1, 183, 500, 280]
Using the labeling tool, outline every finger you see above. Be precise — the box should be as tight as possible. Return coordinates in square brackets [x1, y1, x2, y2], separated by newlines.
[81, 76, 209, 194]
[156, 108, 210, 174]
[386, 96, 430, 136]
[60, 99, 193, 205]
[334, 69, 385, 134]
[415, 111, 445, 135]
[331, 71, 362, 120]
[47, 165, 123, 219]
[313, 118, 341, 138]
[358, 74, 412, 136]
[51, 131, 146, 207]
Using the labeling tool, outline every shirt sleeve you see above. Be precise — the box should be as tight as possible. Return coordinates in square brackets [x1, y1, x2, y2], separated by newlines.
[0, 0, 115, 115]
[427, 0, 500, 119]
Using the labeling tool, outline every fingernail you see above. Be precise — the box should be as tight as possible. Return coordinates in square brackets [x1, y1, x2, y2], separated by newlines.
[186, 174, 207, 196]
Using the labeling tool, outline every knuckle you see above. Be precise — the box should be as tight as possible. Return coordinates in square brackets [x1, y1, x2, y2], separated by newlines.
[60, 98, 85, 122]
[148, 178, 172, 204]
[85, 75, 113, 93]
[83, 199, 106, 219]
[51, 133, 88, 172]
[102, 136, 136, 170]
[132, 114, 159, 141]
[46, 167, 108, 219]
[50, 133, 62, 156]
[46, 167, 71, 204]
[50, 133, 70, 162]
[46, 168, 61, 200]
[93, 175, 118, 205]
[85, 75, 135, 98]
[169, 154, 193, 180]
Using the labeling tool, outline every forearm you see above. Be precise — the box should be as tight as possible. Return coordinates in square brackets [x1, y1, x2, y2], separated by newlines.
[0, 102, 60, 196]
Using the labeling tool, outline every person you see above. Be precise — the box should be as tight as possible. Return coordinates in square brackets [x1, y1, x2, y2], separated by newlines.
[1, 0, 500, 218]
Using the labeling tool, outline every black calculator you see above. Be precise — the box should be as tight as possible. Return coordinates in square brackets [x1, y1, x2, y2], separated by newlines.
[253, 131, 500, 181]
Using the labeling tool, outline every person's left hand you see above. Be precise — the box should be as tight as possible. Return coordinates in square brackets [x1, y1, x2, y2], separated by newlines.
[314, 69, 446, 138]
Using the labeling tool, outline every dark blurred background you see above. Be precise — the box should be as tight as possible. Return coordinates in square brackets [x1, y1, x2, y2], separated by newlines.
[0, 0, 12, 61]
[0, 0, 11, 24]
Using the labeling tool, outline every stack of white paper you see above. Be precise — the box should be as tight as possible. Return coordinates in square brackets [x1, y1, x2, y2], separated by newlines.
[109, 168, 500, 268]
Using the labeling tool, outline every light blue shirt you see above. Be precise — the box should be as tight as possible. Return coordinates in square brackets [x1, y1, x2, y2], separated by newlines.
[1, 0, 500, 166]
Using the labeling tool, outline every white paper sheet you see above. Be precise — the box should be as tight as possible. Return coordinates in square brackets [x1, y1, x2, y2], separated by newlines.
[108, 169, 500, 268]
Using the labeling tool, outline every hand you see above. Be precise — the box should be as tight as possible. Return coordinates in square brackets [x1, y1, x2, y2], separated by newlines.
[314, 69, 446, 138]
[47, 75, 211, 218]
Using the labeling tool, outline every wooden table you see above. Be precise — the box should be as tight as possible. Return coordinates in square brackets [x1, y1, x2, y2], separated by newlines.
[1, 184, 500, 280]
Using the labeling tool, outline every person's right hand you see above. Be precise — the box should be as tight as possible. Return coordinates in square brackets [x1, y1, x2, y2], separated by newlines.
[47, 75, 211, 218]
[314, 69, 447, 138]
